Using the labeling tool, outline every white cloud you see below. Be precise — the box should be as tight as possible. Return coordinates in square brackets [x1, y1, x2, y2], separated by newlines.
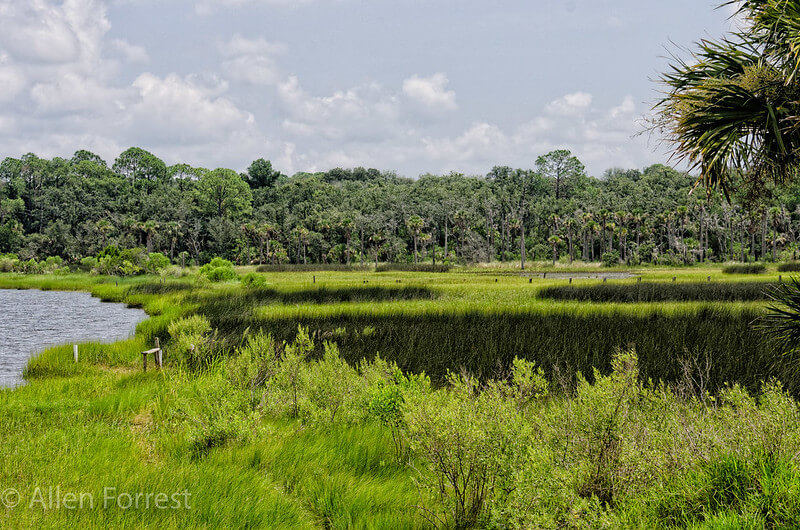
[128, 73, 255, 143]
[0, 61, 26, 102]
[219, 34, 286, 86]
[545, 92, 593, 115]
[219, 34, 287, 57]
[195, 0, 320, 15]
[30, 73, 128, 115]
[109, 39, 149, 64]
[277, 75, 401, 142]
[402, 73, 457, 110]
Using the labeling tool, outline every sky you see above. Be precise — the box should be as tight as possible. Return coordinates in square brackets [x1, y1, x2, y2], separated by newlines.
[0, 0, 740, 177]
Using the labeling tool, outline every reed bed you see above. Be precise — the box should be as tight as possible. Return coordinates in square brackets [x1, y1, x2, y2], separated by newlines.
[255, 263, 372, 272]
[539, 281, 776, 303]
[722, 263, 767, 274]
[375, 263, 451, 273]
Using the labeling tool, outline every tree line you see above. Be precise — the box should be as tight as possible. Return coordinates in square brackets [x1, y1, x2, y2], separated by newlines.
[2, 146, 800, 270]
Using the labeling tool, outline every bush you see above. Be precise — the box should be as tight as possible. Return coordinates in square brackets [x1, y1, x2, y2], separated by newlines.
[778, 262, 800, 272]
[226, 332, 278, 405]
[240, 272, 267, 288]
[601, 251, 620, 267]
[145, 252, 171, 274]
[43, 256, 64, 272]
[79, 256, 97, 272]
[93, 246, 148, 276]
[403, 358, 546, 528]
[199, 257, 238, 282]
[175, 374, 252, 458]
[723, 263, 767, 274]
[0, 253, 17, 272]
[167, 315, 215, 369]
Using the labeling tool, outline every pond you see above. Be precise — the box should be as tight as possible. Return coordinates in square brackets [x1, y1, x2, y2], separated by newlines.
[0, 289, 147, 388]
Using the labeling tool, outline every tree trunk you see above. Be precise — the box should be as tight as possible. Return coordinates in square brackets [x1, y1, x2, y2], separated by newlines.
[444, 219, 449, 260]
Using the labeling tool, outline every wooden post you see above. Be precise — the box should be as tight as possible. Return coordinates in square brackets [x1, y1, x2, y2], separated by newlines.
[637, 276, 642, 283]
[529, 278, 532, 284]
[143, 351, 147, 372]
[603, 277, 607, 283]
[313, 275, 316, 284]
[708, 276, 711, 282]
[73, 344, 78, 363]
[155, 337, 162, 369]
[569, 278, 572, 284]
[672, 277, 677, 283]
[779, 275, 783, 283]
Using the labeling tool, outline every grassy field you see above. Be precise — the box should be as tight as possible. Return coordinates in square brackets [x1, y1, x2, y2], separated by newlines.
[1, 264, 799, 528]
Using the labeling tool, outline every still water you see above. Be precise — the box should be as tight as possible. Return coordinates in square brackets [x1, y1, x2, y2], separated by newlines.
[0, 289, 147, 388]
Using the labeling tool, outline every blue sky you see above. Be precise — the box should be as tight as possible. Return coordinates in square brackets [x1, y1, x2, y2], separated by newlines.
[0, 0, 736, 177]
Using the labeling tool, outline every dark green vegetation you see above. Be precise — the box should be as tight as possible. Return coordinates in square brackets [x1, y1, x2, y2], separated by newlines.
[256, 263, 372, 272]
[540, 281, 775, 303]
[375, 263, 451, 273]
[722, 263, 767, 275]
[4, 145, 800, 274]
[778, 262, 800, 272]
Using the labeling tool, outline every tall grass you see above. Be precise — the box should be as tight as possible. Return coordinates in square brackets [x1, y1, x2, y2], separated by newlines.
[196, 300, 781, 394]
[375, 263, 451, 273]
[722, 263, 767, 274]
[255, 263, 372, 272]
[539, 281, 776, 302]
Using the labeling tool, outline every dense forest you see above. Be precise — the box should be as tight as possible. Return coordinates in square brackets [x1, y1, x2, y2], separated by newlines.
[2, 146, 800, 271]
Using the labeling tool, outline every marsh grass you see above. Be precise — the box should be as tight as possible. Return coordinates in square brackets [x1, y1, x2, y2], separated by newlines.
[256, 263, 373, 272]
[215, 307, 784, 394]
[723, 263, 768, 274]
[375, 264, 451, 273]
[540, 282, 776, 303]
[4, 269, 800, 528]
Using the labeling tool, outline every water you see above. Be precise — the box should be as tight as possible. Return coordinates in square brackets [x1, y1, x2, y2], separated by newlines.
[0, 289, 147, 388]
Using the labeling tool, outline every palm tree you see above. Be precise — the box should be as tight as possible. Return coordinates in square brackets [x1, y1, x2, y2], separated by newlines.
[406, 215, 424, 264]
[656, 0, 800, 195]
[548, 235, 562, 266]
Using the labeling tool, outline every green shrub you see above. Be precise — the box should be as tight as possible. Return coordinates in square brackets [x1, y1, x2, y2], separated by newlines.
[43, 256, 64, 272]
[20, 258, 43, 274]
[778, 262, 800, 272]
[174, 374, 252, 458]
[723, 263, 767, 274]
[199, 257, 238, 282]
[79, 256, 97, 271]
[145, 252, 171, 274]
[0, 253, 17, 272]
[226, 332, 278, 405]
[403, 358, 546, 528]
[601, 251, 620, 267]
[240, 272, 267, 288]
[167, 315, 215, 369]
